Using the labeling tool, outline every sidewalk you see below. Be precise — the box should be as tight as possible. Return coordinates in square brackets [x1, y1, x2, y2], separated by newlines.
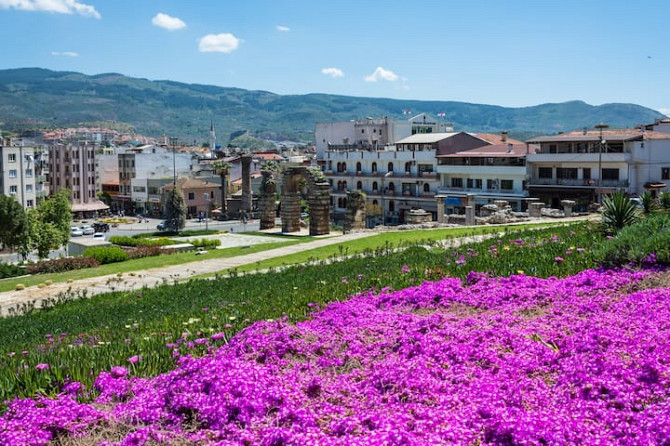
[0, 231, 376, 316]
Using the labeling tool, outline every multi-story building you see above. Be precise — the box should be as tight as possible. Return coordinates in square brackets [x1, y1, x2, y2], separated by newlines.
[526, 123, 670, 209]
[97, 145, 196, 215]
[0, 137, 46, 209]
[162, 178, 220, 220]
[317, 114, 455, 224]
[48, 141, 107, 216]
[434, 132, 535, 213]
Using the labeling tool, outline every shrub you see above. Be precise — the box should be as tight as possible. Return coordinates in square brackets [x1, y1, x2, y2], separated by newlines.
[189, 238, 221, 249]
[0, 262, 24, 279]
[640, 191, 657, 214]
[178, 229, 220, 237]
[108, 236, 172, 247]
[601, 191, 639, 233]
[660, 191, 670, 211]
[125, 245, 167, 260]
[595, 214, 670, 266]
[25, 257, 100, 274]
[83, 246, 129, 264]
[14, 283, 25, 290]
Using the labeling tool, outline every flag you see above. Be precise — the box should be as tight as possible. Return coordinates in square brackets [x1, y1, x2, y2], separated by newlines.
[437, 111, 446, 117]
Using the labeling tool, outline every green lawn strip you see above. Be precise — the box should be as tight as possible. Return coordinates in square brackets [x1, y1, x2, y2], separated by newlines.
[214, 221, 572, 275]
[0, 240, 302, 292]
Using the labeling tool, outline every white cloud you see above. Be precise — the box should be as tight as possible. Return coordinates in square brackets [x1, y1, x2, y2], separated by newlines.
[321, 67, 344, 79]
[658, 108, 670, 117]
[152, 13, 186, 31]
[0, 0, 100, 18]
[276, 25, 290, 32]
[51, 51, 79, 57]
[198, 33, 240, 53]
[364, 66, 399, 82]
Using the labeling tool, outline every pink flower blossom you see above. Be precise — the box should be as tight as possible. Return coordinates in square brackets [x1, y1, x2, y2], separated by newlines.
[127, 355, 142, 364]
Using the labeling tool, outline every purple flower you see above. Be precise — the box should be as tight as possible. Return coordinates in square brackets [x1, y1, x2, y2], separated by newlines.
[35, 363, 49, 371]
[211, 332, 226, 340]
[554, 257, 564, 263]
[401, 264, 410, 273]
[127, 355, 142, 364]
[110, 366, 128, 378]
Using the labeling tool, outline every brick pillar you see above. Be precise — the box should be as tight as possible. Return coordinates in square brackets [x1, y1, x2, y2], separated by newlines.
[241, 154, 252, 213]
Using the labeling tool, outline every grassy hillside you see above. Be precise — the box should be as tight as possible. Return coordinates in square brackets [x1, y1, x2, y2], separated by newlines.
[0, 67, 664, 143]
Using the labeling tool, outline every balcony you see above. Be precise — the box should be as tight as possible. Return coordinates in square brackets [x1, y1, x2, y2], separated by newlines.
[437, 165, 527, 176]
[527, 152, 629, 163]
[529, 178, 629, 188]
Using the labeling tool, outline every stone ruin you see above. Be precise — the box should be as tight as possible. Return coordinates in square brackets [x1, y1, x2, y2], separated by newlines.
[343, 190, 366, 233]
[476, 200, 530, 225]
[279, 166, 330, 236]
[258, 169, 277, 230]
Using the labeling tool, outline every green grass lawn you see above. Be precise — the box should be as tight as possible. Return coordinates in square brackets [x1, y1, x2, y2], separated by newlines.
[0, 240, 303, 292]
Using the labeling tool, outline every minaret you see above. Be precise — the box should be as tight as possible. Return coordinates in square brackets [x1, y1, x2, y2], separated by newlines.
[209, 120, 216, 154]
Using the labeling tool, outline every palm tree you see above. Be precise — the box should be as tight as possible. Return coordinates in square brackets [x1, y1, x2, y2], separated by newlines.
[213, 161, 231, 215]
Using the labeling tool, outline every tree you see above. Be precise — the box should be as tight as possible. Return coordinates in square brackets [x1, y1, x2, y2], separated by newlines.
[213, 161, 231, 214]
[27, 190, 72, 259]
[164, 186, 186, 232]
[0, 194, 29, 253]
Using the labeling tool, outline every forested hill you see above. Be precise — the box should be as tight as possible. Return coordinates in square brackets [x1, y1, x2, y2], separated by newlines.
[0, 67, 664, 143]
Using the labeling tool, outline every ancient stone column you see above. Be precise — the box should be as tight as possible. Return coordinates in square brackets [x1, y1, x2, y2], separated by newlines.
[241, 154, 253, 213]
[308, 182, 331, 236]
[259, 171, 276, 230]
[561, 200, 576, 218]
[465, 206, 475, 226]
[436, 196, 446, 224]
[343, 190, 366, 233]
[529, 202, 544, 218]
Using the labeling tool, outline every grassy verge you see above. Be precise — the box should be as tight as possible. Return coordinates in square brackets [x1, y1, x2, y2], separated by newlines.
[0, 240, 303, 292]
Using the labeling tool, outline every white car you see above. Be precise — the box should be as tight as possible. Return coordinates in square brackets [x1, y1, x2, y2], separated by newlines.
[80, 225, 95, 235]
[92, 232, 106, 239]
[71, 227, 84, 237]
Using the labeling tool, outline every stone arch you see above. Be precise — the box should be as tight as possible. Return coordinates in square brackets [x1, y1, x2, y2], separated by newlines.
[280, 166, 330, 235]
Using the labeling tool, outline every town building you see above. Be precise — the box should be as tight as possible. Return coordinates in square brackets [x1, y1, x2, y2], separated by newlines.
[0, 137, 48, 209]
[434, 132, 535, 213]
[48, 141, 108, 216]
[162, 178, 220, 220]
[526, 124, 670, 209]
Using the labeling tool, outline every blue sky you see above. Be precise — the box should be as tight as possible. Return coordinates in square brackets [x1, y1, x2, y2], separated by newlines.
[0, 0, 668, 115]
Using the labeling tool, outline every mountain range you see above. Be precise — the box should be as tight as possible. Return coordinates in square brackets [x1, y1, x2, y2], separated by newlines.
[0, 68, 665, 144]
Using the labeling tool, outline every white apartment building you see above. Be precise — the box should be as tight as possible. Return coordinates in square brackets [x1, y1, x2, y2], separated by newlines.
[434, 132, 534, 213]
[0, 138, 46, 209]
[526, 123, 670, 209]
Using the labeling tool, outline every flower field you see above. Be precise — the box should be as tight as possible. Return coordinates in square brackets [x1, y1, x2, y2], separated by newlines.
[1, 222, 669, 444]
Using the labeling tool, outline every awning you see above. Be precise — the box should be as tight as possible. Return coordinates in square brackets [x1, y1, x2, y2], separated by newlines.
[71, 200, 110, 212]
[644, 182, 666, 189]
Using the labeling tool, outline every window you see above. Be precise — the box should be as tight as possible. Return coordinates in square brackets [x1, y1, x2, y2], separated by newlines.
[487, 179, 497, 190]
[9, 169, 17, 178]
[556, 168, 578, 180]
[372, 181, 378, 191]
[387, 162, 394, 173]
[26, 200, 33, 207]
[26, 184, 33, 192]
[538, 167, 552, 179]
[188, 192, 195, 200]
[356, 162, 361, 172]
[7, 153, 16, 163]
[423, 183, 430, 193]
[583, 168, 591, 180]
[467, 178, 473, 188]
[602, 168, 619, 181]
[451, 177, 463, 188]
[25, 169, 32, 177]
[500, 180, 514, 190]
[662, 168, 670, 180]
[9, 185, 17, 195]
[357, 181, 362, 190]
[372, 162, 377, 173]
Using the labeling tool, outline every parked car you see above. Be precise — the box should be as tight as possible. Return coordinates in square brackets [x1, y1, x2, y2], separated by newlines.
[70, 227, 84, 237]
[92, 232, 106, 239]
[80, 225, 95, 235]
[92, 222, 110, 233]
[157, 221, 166, 231]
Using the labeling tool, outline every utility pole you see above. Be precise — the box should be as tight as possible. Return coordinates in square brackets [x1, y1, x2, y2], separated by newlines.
[595, 123, 609, 202]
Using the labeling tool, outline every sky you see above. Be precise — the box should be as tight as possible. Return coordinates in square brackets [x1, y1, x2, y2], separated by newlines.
[0, 0, 668, 115]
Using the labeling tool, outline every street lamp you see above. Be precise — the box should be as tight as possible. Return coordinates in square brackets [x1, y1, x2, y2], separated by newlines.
[203, 193, 210, 231]
[169, 137, 178, 186]
[381, 171, 393, 226]
[594, 123, 609, 203]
